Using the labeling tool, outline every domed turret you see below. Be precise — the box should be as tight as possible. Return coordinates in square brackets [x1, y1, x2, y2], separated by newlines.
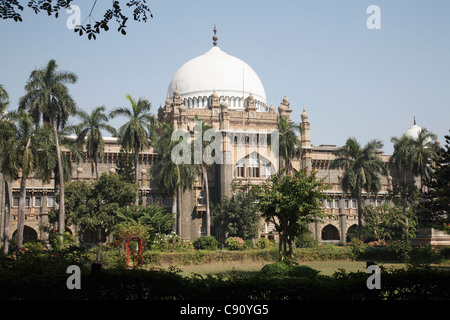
[167, 27, 267, 111]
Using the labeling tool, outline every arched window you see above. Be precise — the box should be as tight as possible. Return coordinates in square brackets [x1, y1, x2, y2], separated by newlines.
[247, 152, 260, 177]
[234, 158, 245, 178]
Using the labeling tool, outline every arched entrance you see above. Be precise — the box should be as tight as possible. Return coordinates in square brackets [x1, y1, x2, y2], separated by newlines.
[346, 224, 359, 242]
[321, 224, 340, 242]
[12, 225, 38, 243]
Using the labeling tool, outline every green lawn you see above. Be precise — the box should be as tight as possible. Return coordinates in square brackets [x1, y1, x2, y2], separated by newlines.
[155, 260, 409, 277]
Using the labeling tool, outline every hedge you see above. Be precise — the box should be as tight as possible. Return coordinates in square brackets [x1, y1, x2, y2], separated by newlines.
[1, 264, 449, 300]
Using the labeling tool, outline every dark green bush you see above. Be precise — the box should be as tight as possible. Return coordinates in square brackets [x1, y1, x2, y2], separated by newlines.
[260, 261, 290, 276]
[192, 236, 218, 251]
[356, 241, 412, 262]
[439, 247, 450, 260]
[259, 261, 319, 278]
[409, 245, 440, 264]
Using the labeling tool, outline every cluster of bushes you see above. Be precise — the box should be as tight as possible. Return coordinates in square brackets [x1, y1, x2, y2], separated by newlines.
[149, 234, 277, 253]
[351, 240, 450, 264]
[1, 254, 450, 300]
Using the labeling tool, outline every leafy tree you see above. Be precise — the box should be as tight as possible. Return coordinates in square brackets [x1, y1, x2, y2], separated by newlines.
[330, 138, 388, 241]
[110, 94, 158, 205]
[211, 185, 260, 241]
[0, 0, 153, 40]
[115, 204, 175, 241]
[19, 59, 78, 239]
[62, 173, 137, 243]
[419, 131, 450, 234]
[362, 203, 416, 242]
[74, 106, 116, 179]
[277, 115, 301, 173]
[253, 168, 331, 262]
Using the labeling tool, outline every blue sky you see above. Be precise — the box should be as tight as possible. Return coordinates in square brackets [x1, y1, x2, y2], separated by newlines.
[1, 0, 449, 154]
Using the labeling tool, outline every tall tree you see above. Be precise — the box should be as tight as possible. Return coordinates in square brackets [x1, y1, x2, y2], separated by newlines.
[330, 138, 388, 241]
[419, 131, 450, 234]
[408, 128, 439, 192]
[192, 117, 213, 236]
[19, 59, 78, 239]
[110, 94, 157, 205]
[150, 123, 198, 236]
[0, 85, 12, 253]
[74, 106, 116, 179]
[1, 110, 39, 248]
[277, 115, 301, 174]
[390, 134, 420, 241]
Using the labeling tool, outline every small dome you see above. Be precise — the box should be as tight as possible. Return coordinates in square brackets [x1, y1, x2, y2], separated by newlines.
[141, 168, 147, 175]
[282, 95, 289, 106]
[269, 103, 275, 113]
[405, 124, 422, 140]
[77, 166, 83, 173]
[278, 104, 287, 113]
[211, 91, 218, 98]
[220, 100, 228, 109]
[301, 108, 308, 121]
[179, 104, 187, 112]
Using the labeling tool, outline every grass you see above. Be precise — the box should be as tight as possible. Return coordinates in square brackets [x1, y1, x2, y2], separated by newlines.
[153, 260, 410, 278]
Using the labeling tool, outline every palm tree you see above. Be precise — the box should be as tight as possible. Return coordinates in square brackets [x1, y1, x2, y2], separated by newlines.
[408, 128, 439, 192]
[277, 115, 301, 174]
[0, 84, 12, 254]
[1, 110, 39, 248]
[330, 137, 388, 241]
[74, 106, 116, 179]
[19, 59, 78, 238]
[390, 134, 415, 241]
[151, 123, 198, 236]
[110, 95, 158, 205]
[192, 117, 212, 236]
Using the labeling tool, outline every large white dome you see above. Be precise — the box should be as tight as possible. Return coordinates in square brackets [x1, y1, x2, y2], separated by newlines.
[167, 45, 268, 111]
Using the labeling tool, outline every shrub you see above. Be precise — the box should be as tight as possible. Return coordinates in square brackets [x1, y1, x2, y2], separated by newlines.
[256, 238, 274, 250]
[152, 232, 193, 252]
[260, 261, 319, 278]
[225, 237, 244, 251]
[244, 239, 254, 250]
[409, 245, 440, 265]
[260, 261, 290, 276]
[287, 265, 320, 278]
[193, 236, 218, 251]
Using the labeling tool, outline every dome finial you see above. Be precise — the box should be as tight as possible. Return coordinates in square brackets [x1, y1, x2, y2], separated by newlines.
[414, 116, 416, 125]
[213, 25, 218, 46]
